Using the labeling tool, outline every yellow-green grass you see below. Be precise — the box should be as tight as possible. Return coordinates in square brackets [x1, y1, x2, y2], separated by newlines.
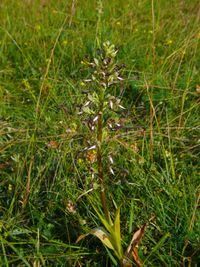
[0, 0, 199, 266]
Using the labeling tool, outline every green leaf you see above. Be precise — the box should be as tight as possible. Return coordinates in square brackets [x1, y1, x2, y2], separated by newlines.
[113, 206, 123, 258]
[88, 201, 124, 261]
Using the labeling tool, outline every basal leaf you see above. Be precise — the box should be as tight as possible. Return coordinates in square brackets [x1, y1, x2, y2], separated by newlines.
[113, 206, 123, 258]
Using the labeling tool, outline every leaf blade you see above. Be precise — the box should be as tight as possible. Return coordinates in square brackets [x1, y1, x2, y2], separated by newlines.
[113, 206, 123, 259]
[125, 223, 147, 265]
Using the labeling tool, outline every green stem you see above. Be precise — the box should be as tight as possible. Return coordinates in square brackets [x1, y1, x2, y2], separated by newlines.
[97, 109, 109, 221]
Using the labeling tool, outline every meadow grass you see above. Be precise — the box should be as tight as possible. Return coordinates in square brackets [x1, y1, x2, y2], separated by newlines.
[0, 0, 199, 266]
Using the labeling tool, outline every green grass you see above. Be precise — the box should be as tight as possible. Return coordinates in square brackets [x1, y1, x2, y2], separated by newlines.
[0, 0, 200, 266]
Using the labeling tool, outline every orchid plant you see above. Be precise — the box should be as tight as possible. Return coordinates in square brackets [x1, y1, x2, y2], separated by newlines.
[76, 41, 146, 267]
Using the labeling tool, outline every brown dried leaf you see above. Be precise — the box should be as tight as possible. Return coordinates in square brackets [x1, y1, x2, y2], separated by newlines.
[0, 163, 9, 170]
[125, 223, 147, 265]
[132, 246, 142, 267]
[86, 150, 97, 163]
[76, 233, 89, 244]
[47, 141, 59, 149]
[196, 84, 200, 93]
